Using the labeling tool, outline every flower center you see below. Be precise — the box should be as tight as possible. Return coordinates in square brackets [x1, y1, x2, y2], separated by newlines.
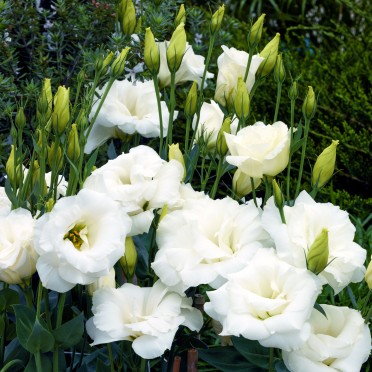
[64, 224, 88, 250]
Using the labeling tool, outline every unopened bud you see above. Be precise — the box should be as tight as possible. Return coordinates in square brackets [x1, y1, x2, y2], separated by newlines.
[168, 143, 186, 181]
[111, 47, 130, 78]
[166, 23, 186, 72]
[67, 124, 81, 162]
[184, 81, 198, 118]
[144, 28, 160, 74]
[234, 77, 250, 120]
[87, 269, 116, 296]
[273, 53, 285, 83]
[216, 117, 231, 156]
[31, 160, 47, 196]
[174, 4, 186, 28]
[307, 228, 329, 274]
[45, 198, 54, 213]
[15, 107, 26, 130]
[210, 5, 224, 34]
[101, 51, 114, 75]
[257, 33, 280, 78]
[47, 142, 63, 172]
[249, 13, 265, 48]
[288, 81, 298, 101]
[52, 85, 70, 136]
[37, 78, 53, 120]
[272, 179, 284, 209]
[6, 145, 23, 186]
[120, 0, 136, 36]
[365, 257, 372, 290]
[303, 86, 316, 120]
[120, 237, 137, 279]
[233, 169, 261, 198]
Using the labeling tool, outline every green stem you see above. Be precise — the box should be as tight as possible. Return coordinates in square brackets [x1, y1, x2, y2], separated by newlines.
[200, 161, 214, 191]
[166, 71, 177, 152]
[151, 75, 164, 157]
[268, 348, 274, 372]
[273, 82, 282, 123]
[243, 49, 254, 83]
[210, 156, 224, 199]
[43, 288, 52, 330]
[364, 290, 372, 324]
[107, 343, 115, 372]
[184, 116, 192, 153]
[286, 98, 296, 204]
[35, 352, 42, 372]
[263, 176, 272, 207]
[0, 313, 5, 369]
[36, 282, 43, 319]
[250, 177, 258, 208]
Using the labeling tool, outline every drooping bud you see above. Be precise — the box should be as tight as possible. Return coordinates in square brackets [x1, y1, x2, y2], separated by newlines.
[6, 145, 23, 187]
[288, 80, 298, 101]
[47, 142, 63, 172]
[67, 124, 81, 163]
[120, 237, 137, 279]
[111, 47, 130, 78]
[184, 81, 198, 118]
[87, 269, 116, 296]
[120, 0, 136, 36]
[210, 4, 224, 34]
[307, 228, 329, 274]
[144, 28, 160, 74]
[365, 257, 372, 290]
[233, 169, 261, 199]
[174, 4, 186, 28]
[248, 13, 265, 48]
[312, 140, 339, 188]
[234, 77, 250, 120]
[216, 117, 231, 156]
[52, 85, 70, 136]
[302, 86, 316, 120]
[273, 53, 285, 83]
[15, 107, 26, 130]
[166, 22, 186, 73]
[257, 33, 280, 78]
[169, 143, 186, 181]
[37, 78, 53, 120]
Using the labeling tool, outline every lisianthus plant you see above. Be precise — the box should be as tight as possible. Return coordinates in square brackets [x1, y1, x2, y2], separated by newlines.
[0, 1, 371, 371]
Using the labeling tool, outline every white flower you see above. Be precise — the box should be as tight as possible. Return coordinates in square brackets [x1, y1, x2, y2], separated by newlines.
[157, 41, 213, 88]
[86, 281, 203, 359]
[225, 121, 291, 178]
[205, 249, 322, 351]
[83, 145, 184, 236]
[192, 100, 238, 149]
[262, 191, 367, 294]
[282, 305, 371, 372]
[152, 197, 269, 293]
[214, 46, 263, 106]
[87, 268, 116, 296]
[44, 172, 67, 198]
[0, 187, 11, 216]
[0, 208, 37, 284]
[85, 79, 174, 154]
[34, 189, 132, 292]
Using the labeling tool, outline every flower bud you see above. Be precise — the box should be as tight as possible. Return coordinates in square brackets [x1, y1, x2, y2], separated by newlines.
[15, 107, 26, 130]
[101, 51, 114, 75]
[159, 204, 168, 223]
[273, 53, 285, 83]
[272, 179, 284, 209]
[288, 81, 298, 101]
[87, 269, 116, 296]
[233, 169, 261, 198]
[166, 22, 186, 72]
[37, 78, 53, 120]
[248, 13, 265, 48]
[144, 28, 160, 74]
[210, 5, 224, 34]
[216, 117, 231, 156]
[120, 237, 137, 279]
[184, 81, 198, 118]
[365, 257, 372, 290]
[6, 145, 23, 186]
[302, 86, 316, 120]
[312, 140, 339, 188]
[257, 33, 280, 78]
[111, 47, 130, 78]
[234, 77, 250, 120]
[168, 143, 186, 180]
[47, 142, 63, 172]
[174, 4, 186, 28]
[67, 124, 81, 163]
[52, 85, 70, 136]
[120, 0, 136, 36]
[307, 228, 329, 274]
[45, 198, 54, 213]
[31, 160, 47, 196]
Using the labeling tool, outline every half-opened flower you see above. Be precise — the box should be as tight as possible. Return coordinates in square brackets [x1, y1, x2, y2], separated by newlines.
[262, 191, 367, 294]
[157, 41, 213, 88]
[85, 79, 173, 154]
[152, 196, 269, 293]
[282, 305, 371, 372]
[83, 145, 184, 236]
[205, 248, 322, 351]
[34, 189, 132, 292]
[86, 280, 203, 359]
[0, 208, 37, 284]
[225, 121, 290, 178]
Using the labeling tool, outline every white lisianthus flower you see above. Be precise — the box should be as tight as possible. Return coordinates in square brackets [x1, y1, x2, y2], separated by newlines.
[205, 249, 322, 351]
[44, 172, 67, 198]
[214, 46, 263, 106]
[152, 196, 270, 293]
[83, 145, 184, 236]
[282, 305, 371, 372]
[0, 208, 37, 284]
[262, 191, 367, 294]
[86, 281, 203, 359]
[34, 189, 132, 293]
[0, 187, 11, 216]
[85, 79, 174, 154]
[87, 268, 116, 296]
[192, 100, 238, 149]
[157, 41, 213, 88]
[225, 121, 291, 178]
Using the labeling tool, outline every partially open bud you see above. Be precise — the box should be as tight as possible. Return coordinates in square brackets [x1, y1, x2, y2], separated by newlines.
[273, 53, 285, 83]
[257, 33, 280, 78]
[233, 169, 261, 198]
[120, 0, 136, 36]
[87, 268, 116, 296]
[312, 140, 339, 188]
[15, 107, 26, 130]
[111, 47, 130, 78]
[234, 77, 250, 120]
[37, 78, 52, 120]
[216, 117, 231, 156]
[248, 13, 265, 48]
[302, 86, 316, 120]
[365, 257, 372, 290]
[120, 237, 137, 279]
[67, 124, 81, 163]
[166, 22, 186, 73]
[210, 4, 224, 34]
[307, 228, 329, 274]
[184, 81, 198, 118]
[6, 145, 23, 187]
[288, 80, 298, 101]
[52, 85, 70, 136]
[174, 4, 186, 28]
[47, 142, 63, 172]
[169, 143, 186, 181]
[144, 28, 160, 74]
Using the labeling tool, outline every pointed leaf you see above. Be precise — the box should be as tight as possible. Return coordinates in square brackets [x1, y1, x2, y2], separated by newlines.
[0, 288, 20, 312]
[26, 317, 55, 353]
[13, 305, 35, 352]
[52, 313, 84, 348]
[232, 336, 269, 369]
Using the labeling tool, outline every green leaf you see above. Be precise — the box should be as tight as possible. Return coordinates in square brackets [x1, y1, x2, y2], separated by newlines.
[232, 337, 270, 369]
[96, 358, 111, 372]
[290, 138, 305, 155]
[83, 147, 99, 181]
[0, 288, 20, 312]
[13, 305, 35, 352]
[52, 313, 84, 348]
[314, 302, 327, 318]
[275, 360, 290, 372]
[24, 354, 52, 372]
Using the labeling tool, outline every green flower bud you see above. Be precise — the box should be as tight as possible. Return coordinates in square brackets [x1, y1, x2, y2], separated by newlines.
[184, 81, 198, 118]
[67, 124, 81, 163]
[111, 47, 130, 78]
[47, 142, 64, 172]
[15, 107, 26, 130]
[272, 179, 284, 209]
[6, 145, 23, 187]
[234, 77, 250, 120]
[288, 81, 298, 101]
[168, 143, 186, 181]
[273, 53, 285, 83]
[37, 78, 53, 120]
[144, 27, 160, 74]
[101, 51, 114, 75]
[174, 4, 186, 28]
[166, 22, 186, 72]
[52, 85, 70, 136]
[210, 4, 224, 34]
[216, 117, 231, 156]
[45, 198, 54, 213]
[365, 257, 372, 290]
[31, 160, 47, 196]
[303, 86, 316, 120]
[121, 0, 136, 36]
[307, 228, 329, 275]
[257, 33, 280, 78]
[233, 169, 261, 199]
[249, 13, 265, 48]
[120, 237, 137, 279]
[312, 140, 339, 188]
